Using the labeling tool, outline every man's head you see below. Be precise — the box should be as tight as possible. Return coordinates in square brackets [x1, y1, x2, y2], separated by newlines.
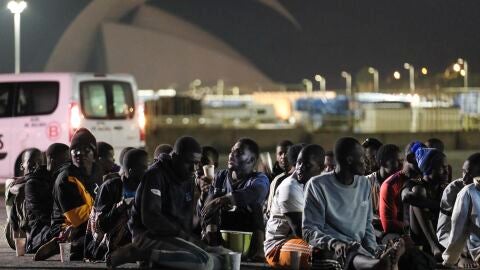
[153, 144, 173, 162]
[276, 140, 293, 172]
[425, 138, 445, 153]
[21, 148, 43, 175]
[228, 138, 259, 176]
[415, 147, 448, 183]
[171, 136, 202, 181]
[295, 144, 325, 184]
[462, 153, 480, 185]
[97, 141, 115, 173]
[123, 149, 148, 182]
[70, 128, 97, 170]
[324, 150, 336, 173]
[46, 143, 70, 172]
[286, 143, 306, 173]
[362, 137, 383, 174]
[376, 144, 402, 176]
[403, 141, 425, 177]
[335, 137, 366, 175]
[119, 147, 135, 169]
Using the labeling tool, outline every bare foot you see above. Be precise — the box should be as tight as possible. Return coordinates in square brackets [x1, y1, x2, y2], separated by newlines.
[374, 238, 406, 270]
[390, 238, 406, 270]
[458, 256, 478, 269]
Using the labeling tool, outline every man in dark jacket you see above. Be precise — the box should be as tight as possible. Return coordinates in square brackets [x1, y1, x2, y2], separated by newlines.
[84, 148, 148, 261]
[199, 138, 269, 260]
[109, 136, 215, 270]
[25, 143, 69, 253]
[34, 128, 102, 261]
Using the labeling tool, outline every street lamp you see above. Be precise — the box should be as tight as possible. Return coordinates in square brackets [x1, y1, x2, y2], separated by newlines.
[7, 1, 27, 74]
[368, 67, 379, 92]
[341, 71, 352, 97]
[457, 58, 468, 88]
[302, 78, 313, 95]
[314, 74, 326, 92]
[404, 63, 415, 92]
[393, 71, 401, 80]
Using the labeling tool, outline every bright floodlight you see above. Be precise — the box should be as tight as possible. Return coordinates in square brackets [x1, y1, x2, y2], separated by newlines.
[453, 63, 461, 72]
[7, 1, 27, 14]
[404, 63, 411, 69]
[314, 74, 324, 82]
[460, 69, 466, 77]
[421, 67, 428, 75]
[393, 71, 401, 79]
[368, 67, 376, 74]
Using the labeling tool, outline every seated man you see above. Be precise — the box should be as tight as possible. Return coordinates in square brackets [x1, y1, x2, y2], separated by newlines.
[379, 141, 424, 234]
[409, 146, 448, 259]
[366, 144, 401, 216]
[25, 144, 69, 253]
[34, 128, 102, 261]
[96, 141, 119, 175]
[84, 149, 148, 261]
[322, 150, 336, 173]
[152, 143, 173, 163]
[362, 137, 382, 175]
[425, 138, 452, 183]
[264, 144, 325, 269]
[199, 138, 269, 259]
[303, 137, 404, 270]
[438, 153, 480, 268]
[109, 136, 215, 270]
[265, 143, 305, 220]
[443, 177, 480, 267]
[271, 140, 293, 179]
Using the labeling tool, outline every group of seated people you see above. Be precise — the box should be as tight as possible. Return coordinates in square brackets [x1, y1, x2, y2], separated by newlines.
[5, 128, 480, 270]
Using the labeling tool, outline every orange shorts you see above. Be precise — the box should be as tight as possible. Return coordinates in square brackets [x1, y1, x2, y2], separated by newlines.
[266, 238, 311, 269]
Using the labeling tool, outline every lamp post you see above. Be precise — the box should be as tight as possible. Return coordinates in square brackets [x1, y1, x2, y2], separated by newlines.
[404, 63, 415, 93]
[457, 58, 468, 88]
[341, 71, 352, 97]
[302, 78, 313, 95]
[314, 74, 326, 93]
[368, 67, 379, 92]
[7, 1, 27, 74]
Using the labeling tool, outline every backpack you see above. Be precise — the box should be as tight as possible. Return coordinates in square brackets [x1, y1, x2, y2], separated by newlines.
[4, 177, 28, 250]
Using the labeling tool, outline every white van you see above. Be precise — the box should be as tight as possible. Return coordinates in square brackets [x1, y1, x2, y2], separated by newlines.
[0, 73, 145, 181]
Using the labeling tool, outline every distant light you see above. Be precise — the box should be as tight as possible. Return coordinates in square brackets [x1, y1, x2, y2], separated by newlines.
[421, 67, 428, 75]
[166, 118, 173, 124]
[182, 118, 190, 124]
[453, 63, 461, 72]
[457, 58, 464, 65]
[403, 63, 411, 69]
[393, 71, 401, 80]
[7, 1, 27, 14]
[156, 89, 176, 97]
[314, 74, 324, 81]
[368, 67, 376, 74]
[137, 89, 155, 97]
[460, 69, 466, 77]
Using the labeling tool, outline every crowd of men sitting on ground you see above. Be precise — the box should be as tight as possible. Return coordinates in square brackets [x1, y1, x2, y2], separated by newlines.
[5, 127, 480, 269]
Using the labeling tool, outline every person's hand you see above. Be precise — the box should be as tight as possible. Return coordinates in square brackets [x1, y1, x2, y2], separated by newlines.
[201, 196, 228, 219]
[198, 176, 211, 194]
[331, 240, 347, 259]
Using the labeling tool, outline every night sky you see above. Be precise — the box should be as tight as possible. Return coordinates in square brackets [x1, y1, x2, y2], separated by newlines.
[1, 0, 479, 88]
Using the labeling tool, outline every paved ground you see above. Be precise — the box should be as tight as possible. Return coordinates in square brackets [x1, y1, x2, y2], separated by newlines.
[0, 197, 269, 269]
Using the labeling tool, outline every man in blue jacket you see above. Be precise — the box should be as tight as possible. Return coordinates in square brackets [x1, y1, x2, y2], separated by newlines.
[199, 138, 269, 260]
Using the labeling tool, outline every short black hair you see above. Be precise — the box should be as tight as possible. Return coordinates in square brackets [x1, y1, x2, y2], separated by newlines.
[154, 144, 173, 158]
[361, 137, 383, 150]
[46, 143, 69, 161]
[97, 141, 114, 158]
[23, 148, 42, 160]
[376, 144, 401, 166]
[426, 138, 445, 153]
[277, 140, 293, 148]
[467, 153, 480, 169]
[325, 150, 334, 158]
[119, 147, 135, 167]
[202, 146, 219, 164]
[173, 136, 202, 157]
[334, 137, 361, 165]
[287, 143, 306, 165]
[238, 138, 260, 160]
[301, 144, 325, 166]
[123, 149, 148, 170]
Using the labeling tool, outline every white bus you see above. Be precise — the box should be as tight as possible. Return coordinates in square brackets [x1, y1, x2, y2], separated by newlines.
[0, 73, 145, 181]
